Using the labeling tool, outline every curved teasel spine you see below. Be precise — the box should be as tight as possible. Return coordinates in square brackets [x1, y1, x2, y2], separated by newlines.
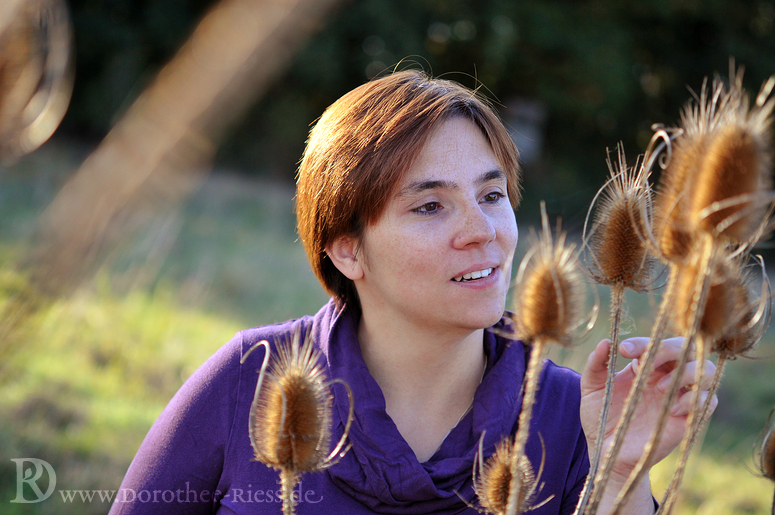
[576, 143, 656, 515]
[507, 202, 590, 515]
[242, 328, 354, 515]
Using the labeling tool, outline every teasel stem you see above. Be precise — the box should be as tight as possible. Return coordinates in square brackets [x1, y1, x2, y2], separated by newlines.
[609, 235, 716, 514]
[279, 469, 299, 515]
[575, 284, 625, 514]
[505, 337, 547, 515]
[582, 275, 674, 515]
[657, 349, 726, 515]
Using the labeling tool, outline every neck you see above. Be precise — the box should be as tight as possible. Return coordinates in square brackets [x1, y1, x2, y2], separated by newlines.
[357, 311, 486, 462]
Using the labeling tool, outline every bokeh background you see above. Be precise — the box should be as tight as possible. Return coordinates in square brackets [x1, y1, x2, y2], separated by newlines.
[2, 0, 775, 513]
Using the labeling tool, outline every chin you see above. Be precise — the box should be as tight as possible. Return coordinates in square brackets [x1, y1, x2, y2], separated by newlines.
[462, 304, 507, 331]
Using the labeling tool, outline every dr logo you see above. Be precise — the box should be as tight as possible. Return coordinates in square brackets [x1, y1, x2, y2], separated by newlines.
[10, 458, 56, 503]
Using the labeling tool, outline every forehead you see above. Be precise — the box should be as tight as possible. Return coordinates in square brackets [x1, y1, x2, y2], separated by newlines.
[395, 117, 502, 192]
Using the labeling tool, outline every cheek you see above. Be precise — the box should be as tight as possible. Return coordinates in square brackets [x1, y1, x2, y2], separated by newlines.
[500, 213, 519, 250]
[362, 228, 436, 277]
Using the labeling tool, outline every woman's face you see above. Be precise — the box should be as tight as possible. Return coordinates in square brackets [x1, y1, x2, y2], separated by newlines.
[354, 116, 519, 334]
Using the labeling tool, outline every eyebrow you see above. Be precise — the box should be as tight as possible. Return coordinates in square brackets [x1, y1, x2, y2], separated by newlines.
[397, 169, 506, 198]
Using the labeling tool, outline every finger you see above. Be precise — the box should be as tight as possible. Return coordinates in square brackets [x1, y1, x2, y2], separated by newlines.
[656, 359, 717, 393]
[622, 337, 692, 375]
[581, 339, 614, 391]
[670, 390, 719, 417]
[618, 337, 651, 359]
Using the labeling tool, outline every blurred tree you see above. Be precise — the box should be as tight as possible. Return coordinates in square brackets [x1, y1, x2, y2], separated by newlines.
[63, 0, 213, 136]
[57, 0, 775, 220]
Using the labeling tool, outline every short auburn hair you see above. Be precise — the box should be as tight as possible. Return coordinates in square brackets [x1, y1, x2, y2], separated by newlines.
[295, 69, 521, 310]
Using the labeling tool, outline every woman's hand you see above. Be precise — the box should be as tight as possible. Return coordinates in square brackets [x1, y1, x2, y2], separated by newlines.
[579, 337, 717, 503]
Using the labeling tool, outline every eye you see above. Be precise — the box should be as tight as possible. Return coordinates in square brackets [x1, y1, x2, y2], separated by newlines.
[413, 201, 441, 215]
[482, 191, 505, 204]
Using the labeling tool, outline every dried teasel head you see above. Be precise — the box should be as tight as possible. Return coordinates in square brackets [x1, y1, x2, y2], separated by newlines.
[653, 131, 704, 263]
[584, 143, 655, 291]
[472, 436, 550, 515]
[514, 203, 589, 347]
[244, 328, 353, 474]
[0, 0, 74, 162]
[761, 411, 775, 481]
[676, 65, 775, 244]
[671, 250, 766, 349]
[710, 257, 770, 360]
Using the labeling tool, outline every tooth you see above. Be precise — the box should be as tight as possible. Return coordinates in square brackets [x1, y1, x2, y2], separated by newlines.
[471, 270, 482, 279]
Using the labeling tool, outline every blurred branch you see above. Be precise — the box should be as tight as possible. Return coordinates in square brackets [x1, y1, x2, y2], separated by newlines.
[1, 0, 345, 364]
[27, 0, 345, 293]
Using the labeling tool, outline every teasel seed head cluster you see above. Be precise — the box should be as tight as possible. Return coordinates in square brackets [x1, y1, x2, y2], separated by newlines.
[654, 65, 775, 258]
[653, 133, 704, 263]
[710, 258, 771, 360]
[514, 203, 590, 347]
[243, 328, 353, 514]
[584, 144, 655, 292]
[596, 65, 775, 515]
[671, 252, 735, 340]
[474, 439, 537, 515]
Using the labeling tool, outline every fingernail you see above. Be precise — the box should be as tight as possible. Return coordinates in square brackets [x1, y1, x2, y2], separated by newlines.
[621, 340, 635, 354]
[671, 401, 682, 415]
[657, 375, 671, 392]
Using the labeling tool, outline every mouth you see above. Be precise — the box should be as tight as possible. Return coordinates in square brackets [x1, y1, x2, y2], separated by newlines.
[452, 267, 495, 282]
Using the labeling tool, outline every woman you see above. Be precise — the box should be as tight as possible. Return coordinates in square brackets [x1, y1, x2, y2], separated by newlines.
[109, 70, 715, 514]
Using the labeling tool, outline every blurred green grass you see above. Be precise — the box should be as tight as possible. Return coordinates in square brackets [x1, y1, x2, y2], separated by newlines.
[1, 141, 774, 514]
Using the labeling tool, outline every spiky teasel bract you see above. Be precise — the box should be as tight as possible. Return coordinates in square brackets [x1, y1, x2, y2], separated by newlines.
[585, 143, 655, 291]
[242, 328, 353, 515]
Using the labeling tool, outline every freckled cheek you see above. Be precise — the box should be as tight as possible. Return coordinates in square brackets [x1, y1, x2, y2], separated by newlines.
[381, 235, 440, 276]
[497, 216, 519, 250]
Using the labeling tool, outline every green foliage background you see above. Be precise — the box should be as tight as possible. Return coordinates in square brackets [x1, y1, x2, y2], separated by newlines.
[3, 0, 775, 513]
[61, 0, 775, 219]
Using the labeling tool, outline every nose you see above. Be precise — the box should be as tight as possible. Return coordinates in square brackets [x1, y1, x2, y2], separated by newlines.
[452, 203, 497, 249]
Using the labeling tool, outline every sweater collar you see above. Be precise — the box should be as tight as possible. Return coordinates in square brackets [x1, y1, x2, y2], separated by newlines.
[311, 300, 527, 514]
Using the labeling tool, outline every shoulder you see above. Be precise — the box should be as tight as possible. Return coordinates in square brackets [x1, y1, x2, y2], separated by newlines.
[539, 359, 582, 398]
[531, 359, 584, 440]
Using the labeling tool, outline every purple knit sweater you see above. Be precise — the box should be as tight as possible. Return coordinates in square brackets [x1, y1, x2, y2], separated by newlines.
[109, 300, 589, 514]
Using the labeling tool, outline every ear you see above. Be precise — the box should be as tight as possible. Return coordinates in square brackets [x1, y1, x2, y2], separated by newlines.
[325, 235, 364, 281]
